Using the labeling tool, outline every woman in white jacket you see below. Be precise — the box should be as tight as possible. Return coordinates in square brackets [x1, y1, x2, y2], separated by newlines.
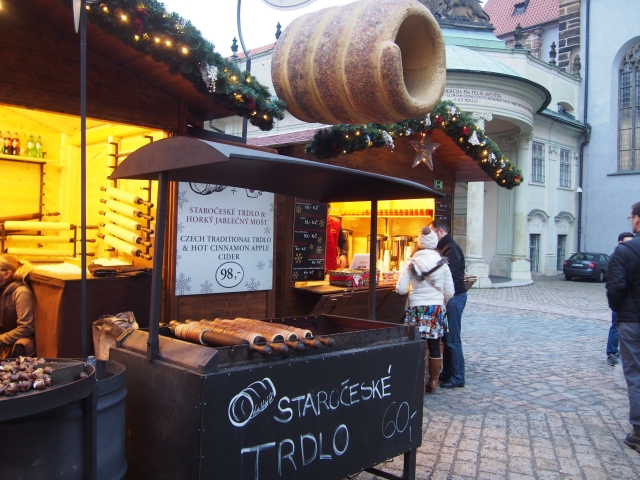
[396, 226, 455, 393]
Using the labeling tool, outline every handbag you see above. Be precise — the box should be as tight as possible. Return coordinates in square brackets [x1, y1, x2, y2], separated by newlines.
[408, 257, 448, 299]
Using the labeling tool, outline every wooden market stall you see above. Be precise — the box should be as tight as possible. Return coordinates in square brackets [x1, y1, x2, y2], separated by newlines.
[0, 0, 287, 356]
[265, 126, 497, 320]
[107, 135, 444, 480]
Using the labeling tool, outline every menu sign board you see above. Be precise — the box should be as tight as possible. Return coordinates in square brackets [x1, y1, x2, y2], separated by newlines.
[434, 194, 453, 232]
[175, 182, 274, 295]
[291, 199, 327, 281]
[202, 341, 425, 479]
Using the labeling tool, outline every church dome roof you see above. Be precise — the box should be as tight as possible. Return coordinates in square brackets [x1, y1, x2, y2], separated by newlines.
[446, 44, 521, 77]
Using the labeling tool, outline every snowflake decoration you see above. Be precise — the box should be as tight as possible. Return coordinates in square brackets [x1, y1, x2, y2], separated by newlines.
[178, 189, 189, 211]
[382, 131, 395, 151]
[316, 246, 323, 254]
[270, 202, 274, 212]
[257, 260, 265, 271]
[292, 271, 299, 280]
[175, 272, 192, 295]
[294, 253, 303, 264]
[409, 136, 440, 169]
[269, 259, 273, 269]
[319, 219, 325, 228]
[200, 63, 218, 92]
[468, 131, 481, 146]
[177, 222, 185, 233]
[448, 105, 457, 116]
[245, 278, 260, 291]
[176, 254, 182, 266]
[264, 226, 271, 235]
[200, 280, 213, 294]
[423, 114, 431, 126]
[296, 205, 302, 214]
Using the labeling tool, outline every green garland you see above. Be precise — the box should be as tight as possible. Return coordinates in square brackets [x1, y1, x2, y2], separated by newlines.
[305, 101, 523, 189]
[63, 0, 286, 131]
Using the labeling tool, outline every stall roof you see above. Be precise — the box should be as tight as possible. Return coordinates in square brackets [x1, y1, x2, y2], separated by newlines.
[15, 0, 233, 124]
[110, 137, 444, 202]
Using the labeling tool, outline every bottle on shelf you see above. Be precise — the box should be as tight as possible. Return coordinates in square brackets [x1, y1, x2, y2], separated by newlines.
[27, 135, 35, 157]
[12, 133, 20, 156]
[3, 131, 11, 154]
[35, 136, 43, 158]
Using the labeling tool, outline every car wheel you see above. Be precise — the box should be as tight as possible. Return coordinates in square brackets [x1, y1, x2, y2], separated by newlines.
[564, 274, 572, 281]
[597, 270, 605, 283]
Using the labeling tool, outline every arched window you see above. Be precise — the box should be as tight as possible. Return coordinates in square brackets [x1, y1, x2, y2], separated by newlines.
[619, 43, 640, 171]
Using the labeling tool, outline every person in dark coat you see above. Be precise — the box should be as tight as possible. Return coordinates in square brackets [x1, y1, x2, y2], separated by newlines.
[606, 201, 640, 452]
[0, 254, 36, 358]
[429, 219, 467, 388]
[607, 231, 635, 366]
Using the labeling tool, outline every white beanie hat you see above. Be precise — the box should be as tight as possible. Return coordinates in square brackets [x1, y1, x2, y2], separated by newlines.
[417, 226, 438, 250]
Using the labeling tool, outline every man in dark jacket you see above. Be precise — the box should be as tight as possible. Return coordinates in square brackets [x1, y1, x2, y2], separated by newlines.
[607, 231, 635, 366]
[606, 201, 640, 452]
[430, 219, 467, 388]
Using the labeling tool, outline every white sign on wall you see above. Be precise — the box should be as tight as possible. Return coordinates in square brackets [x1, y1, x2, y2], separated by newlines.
[442, 88, 534, 116]
[175, 182, 274, 296]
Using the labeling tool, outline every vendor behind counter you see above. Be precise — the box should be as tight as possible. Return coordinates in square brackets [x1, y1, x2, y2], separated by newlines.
[0, 254, 35, 358]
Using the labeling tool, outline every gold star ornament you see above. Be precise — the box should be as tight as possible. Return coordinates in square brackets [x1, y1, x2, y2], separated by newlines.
[409, 135, 440, 170]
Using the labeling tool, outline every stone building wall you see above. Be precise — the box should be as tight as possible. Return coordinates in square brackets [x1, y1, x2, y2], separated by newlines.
[558, 0, 581, 74]
[506, 29, 544, 59]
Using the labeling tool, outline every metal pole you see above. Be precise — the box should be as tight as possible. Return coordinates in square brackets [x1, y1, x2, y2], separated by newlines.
[147, 171, 168, 361]
[80, 0, 88, 359]
[237, 0, 251, 139]
[368, 200, 378, 320]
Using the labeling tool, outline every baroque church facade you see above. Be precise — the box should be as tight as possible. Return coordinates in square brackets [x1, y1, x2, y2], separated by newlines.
[485, 0, 640, 256]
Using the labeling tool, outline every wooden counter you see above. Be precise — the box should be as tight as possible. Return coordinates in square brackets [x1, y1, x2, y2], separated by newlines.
[30, 271, 151, 357]
[291, 283, 406, 323]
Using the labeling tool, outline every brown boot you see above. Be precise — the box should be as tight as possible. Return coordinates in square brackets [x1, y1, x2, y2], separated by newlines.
[425, 356, 442, 394]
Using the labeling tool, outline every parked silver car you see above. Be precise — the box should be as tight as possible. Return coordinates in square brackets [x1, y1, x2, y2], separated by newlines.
[562, 252, 610, 282]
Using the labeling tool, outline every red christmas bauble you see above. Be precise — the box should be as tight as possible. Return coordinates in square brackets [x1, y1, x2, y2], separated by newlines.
[462, 126, 469, 135]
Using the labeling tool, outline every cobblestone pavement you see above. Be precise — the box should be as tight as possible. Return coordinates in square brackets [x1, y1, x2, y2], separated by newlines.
[354, 275, 638, 480]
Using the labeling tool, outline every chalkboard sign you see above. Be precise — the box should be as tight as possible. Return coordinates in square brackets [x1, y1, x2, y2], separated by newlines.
[202, 340, 425, 479]
[435, 194, 453, 232]
[291, 199, 327, 281]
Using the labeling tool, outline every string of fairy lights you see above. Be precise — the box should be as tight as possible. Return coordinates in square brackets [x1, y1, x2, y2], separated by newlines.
[75, 0, 286, 131]
[304, 101, 524, 189]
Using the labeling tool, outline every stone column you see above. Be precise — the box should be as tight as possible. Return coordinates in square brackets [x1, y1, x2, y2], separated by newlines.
[465, 181, 492, 288]
[510, 133, 533, 280]
[490, 136, 514, 278]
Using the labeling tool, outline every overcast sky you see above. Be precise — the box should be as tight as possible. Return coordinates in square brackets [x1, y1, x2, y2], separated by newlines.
[159, 0, 488, 57]
[159, 0, 353, 57]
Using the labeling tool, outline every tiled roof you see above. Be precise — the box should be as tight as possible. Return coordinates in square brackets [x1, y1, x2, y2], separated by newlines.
[247, 128, 321, 147]
[484, 0, 559, 36]
[233, 43, 276, 60]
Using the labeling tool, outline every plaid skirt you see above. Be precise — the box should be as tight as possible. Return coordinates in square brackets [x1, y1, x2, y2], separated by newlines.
[404, 305, 448, 340]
